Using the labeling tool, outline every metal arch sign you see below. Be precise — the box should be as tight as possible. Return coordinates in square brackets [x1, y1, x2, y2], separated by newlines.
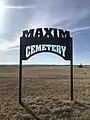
[20, 28, 71, 60]
[19, 28, 73, 104]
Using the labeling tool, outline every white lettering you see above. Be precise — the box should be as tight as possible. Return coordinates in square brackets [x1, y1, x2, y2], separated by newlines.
[61, 46, 66, 57]
[36, 45, 41, 52]
[57, 45, 61, 54]
[52, 45, 57, 52]
[42, 44, 47, 51]
[25, 44, 67, 58]
[47, 45, 51, 51]
[26, 46, 30, 58]
[31, 45, 36, 54]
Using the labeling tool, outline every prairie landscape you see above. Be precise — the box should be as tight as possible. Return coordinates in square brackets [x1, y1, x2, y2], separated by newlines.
[0, 65, 90, 120]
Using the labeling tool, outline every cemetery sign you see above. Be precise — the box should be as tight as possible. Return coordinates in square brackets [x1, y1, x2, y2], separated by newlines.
[19, 28, 73, 104]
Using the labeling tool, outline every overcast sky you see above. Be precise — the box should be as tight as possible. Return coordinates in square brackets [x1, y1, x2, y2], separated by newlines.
[0, 0, 90, 65]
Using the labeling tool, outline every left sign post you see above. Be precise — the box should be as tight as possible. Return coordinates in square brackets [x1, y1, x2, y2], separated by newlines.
[19, 38, 22, 103]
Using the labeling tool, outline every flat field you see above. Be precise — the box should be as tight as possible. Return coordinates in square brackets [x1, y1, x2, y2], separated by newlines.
[0, 65, 90, 120]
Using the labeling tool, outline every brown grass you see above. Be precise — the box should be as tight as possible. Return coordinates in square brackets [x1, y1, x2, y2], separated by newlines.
[0, 65, 90, 120]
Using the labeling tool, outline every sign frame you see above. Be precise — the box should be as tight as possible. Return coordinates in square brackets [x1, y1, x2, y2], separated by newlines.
[19, 28, 73, 104]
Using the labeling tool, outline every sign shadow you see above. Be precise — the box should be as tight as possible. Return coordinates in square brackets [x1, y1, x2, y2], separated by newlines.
[20, 101, 41, 120]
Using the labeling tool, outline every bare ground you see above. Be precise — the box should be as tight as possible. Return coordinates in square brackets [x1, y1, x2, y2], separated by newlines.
[0, 65, 90, 120]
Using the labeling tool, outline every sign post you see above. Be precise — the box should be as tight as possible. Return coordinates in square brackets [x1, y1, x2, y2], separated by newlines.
[19, 28, 73, 103]
[70, 38, 73, 101]
[19, 39, 22, 103]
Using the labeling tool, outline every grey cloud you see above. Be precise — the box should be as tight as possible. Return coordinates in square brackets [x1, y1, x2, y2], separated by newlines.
[5, 0, 36, 6]
[51, 4, 90, 31]
[71, 13, 90, 29]
[73, 0, 90, 10]
[6, 45, 19, 51]
[0, 0, 90, 44]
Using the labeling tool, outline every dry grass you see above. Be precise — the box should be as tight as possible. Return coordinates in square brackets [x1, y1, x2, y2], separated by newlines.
[0, 65, 90, 120]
